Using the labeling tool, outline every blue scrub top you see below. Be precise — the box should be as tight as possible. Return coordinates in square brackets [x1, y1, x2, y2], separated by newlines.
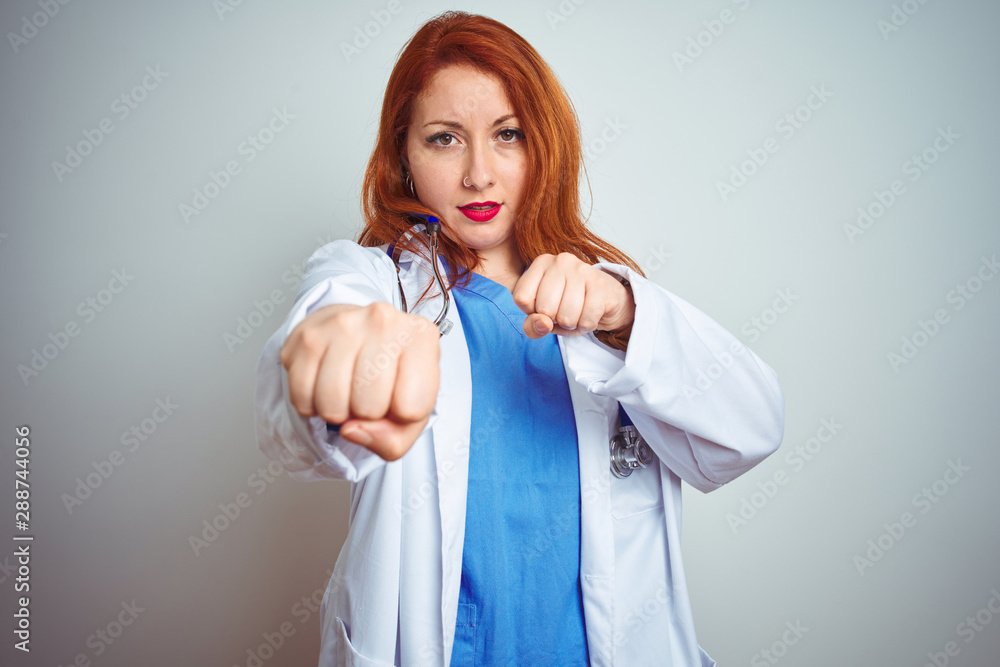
[448, 267, 589, 666]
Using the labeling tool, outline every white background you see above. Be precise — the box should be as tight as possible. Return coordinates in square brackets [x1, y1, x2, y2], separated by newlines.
[1, 1, 998, 665]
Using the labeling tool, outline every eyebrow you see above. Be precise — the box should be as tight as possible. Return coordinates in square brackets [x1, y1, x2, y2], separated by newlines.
[423, 114, 517, 129]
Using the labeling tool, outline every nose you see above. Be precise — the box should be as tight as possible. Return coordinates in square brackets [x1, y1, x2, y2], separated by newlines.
[463, 141, 495, 190]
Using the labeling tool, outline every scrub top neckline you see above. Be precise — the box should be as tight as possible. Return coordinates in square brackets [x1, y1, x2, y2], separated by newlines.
[443, 257, 528, 337]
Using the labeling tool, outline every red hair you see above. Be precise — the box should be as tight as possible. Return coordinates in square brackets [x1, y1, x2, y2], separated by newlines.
[358, 11, 644, 297]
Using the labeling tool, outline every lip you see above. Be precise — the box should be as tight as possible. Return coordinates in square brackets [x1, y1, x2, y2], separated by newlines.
[458, 201, 501, 222]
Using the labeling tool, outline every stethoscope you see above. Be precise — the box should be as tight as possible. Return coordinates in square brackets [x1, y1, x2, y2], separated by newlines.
[327, 214, 654, 478]
[609, 408, 655, 479]
[389, 214, 454, 336]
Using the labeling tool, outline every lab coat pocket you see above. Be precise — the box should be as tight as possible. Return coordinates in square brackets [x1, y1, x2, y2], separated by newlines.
[609, 462, 664, 520]
[334, 617, 395, 667]
[451, 603, 477, 666]
[607, 408, 664, 520]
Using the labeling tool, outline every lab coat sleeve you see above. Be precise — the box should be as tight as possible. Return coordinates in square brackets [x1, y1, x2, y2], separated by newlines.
[254, 240, 407, 483]
[563, 263, 785, 493]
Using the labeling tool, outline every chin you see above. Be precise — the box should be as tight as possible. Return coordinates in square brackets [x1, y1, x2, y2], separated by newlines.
[438, 210, 514, 250]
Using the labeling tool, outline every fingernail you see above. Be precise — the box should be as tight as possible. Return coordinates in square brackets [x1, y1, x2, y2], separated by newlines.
[534, 320, 548, 334]
[342, 426, 372, 446]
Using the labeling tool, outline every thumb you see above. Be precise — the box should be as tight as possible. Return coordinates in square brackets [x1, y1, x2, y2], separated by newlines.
[341, 416, 427, 461]
[523, 313, 552, 339]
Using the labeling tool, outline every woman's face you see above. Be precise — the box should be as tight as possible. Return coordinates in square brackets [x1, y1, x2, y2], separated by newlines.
[402, 65, 527, 272]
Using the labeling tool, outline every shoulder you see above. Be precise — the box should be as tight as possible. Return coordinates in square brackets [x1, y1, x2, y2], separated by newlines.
[306, 239, 390, 270]
[289, 240, 399, 302]
[302, 240, 395, 283]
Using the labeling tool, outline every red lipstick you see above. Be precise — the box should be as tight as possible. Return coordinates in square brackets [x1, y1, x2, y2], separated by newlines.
[459, 201, 501, 222]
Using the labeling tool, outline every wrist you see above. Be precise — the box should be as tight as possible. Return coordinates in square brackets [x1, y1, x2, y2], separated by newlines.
[594, 276, 634, 350]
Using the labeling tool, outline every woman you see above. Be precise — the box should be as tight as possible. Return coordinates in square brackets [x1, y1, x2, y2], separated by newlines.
[255, 11, 784, 666]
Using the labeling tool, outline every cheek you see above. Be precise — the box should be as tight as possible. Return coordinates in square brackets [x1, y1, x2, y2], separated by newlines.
[413, 162, 454, 197]
[503, 158, 528, 202]
[418, 160, 451, 179]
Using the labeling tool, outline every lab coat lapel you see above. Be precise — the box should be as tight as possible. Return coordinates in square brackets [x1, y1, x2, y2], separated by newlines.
[430, 307, 471, 667]
[558, 335, 617, 667]
[396, 242, 471, 667]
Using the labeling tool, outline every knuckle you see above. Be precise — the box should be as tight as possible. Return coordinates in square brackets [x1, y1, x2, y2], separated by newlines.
[316, 405, 346, 424]
[279, 341, 293, 367]
[408, 314, 438, 340]
[351, 404, 382, 421]
[556, 313, 576, 329]
[288, 393, 314, 417]
[366, 301, 397, 326]
[392, 403, 425, 423]
[295, 326, 326, 354]
[531, 253, 554, 269]
[315, 393, 347, 423]
[556, 252, 579, 267]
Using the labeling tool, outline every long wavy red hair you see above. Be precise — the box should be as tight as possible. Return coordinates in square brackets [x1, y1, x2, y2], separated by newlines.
[358, 10, 644, 297]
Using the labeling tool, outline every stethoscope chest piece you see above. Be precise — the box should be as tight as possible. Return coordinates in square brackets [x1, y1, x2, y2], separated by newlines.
[610, 407, 654, 479]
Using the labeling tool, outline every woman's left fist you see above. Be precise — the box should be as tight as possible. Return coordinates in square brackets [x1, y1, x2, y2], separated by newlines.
[511, 253, 635, 339]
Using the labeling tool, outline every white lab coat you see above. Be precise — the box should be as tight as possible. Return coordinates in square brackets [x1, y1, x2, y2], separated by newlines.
[254, 226, 784, 667]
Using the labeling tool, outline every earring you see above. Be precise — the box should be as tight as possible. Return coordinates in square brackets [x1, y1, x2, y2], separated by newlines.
[404, 172, 416, 197]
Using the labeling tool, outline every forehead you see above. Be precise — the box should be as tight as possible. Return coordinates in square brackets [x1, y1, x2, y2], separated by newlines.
[412, 65, 512, 122]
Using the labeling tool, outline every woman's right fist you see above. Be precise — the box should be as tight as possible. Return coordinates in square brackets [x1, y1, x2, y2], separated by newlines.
[280, 302, 441, 461]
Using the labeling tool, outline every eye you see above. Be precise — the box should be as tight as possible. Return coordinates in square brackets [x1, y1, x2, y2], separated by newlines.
[427, 132, 455, 147]
[498, 128, 524, 143]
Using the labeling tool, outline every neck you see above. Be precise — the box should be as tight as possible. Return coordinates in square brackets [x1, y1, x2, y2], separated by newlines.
[475, 254, 525, 292]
